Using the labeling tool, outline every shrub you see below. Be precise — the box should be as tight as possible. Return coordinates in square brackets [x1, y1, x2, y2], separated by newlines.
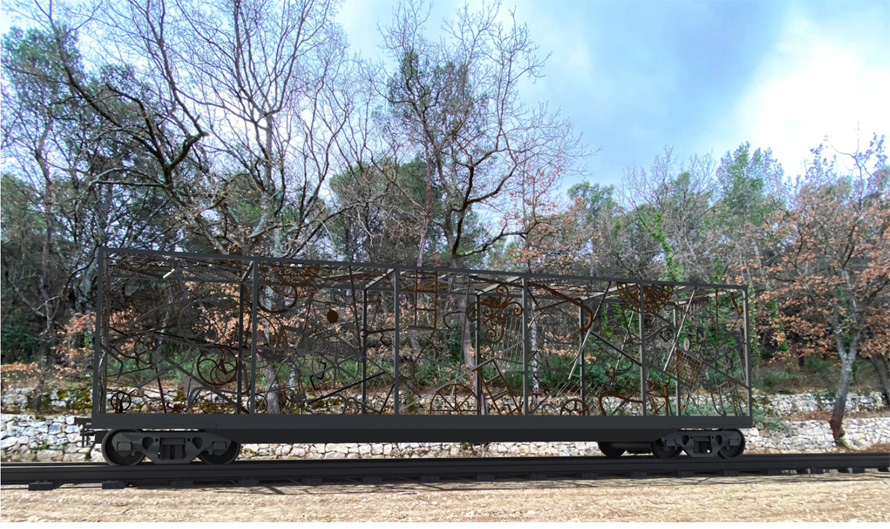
[756, 368, 796, 392]
[752, 404, 789, 431]
[802, 355, 832, 379]
[1, 316, 41, 363]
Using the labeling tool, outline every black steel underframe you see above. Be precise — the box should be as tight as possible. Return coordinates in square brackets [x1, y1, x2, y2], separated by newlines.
[93, 247, 753, 443]
[6, 453, 889, 489]
[91, 415, 749, 444]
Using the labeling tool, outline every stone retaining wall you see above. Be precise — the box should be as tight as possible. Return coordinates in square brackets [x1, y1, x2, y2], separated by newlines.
[3, 388, 886, 416]
[2, 412, 888, 463]
[758, 391, 886, 415]
[1, 415, 92, 462]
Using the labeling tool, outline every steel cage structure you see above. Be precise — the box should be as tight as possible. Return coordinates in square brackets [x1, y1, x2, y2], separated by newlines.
[93, 248, 752, 444]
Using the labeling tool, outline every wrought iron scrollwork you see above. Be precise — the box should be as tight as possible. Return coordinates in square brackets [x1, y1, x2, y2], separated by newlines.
[467, 284, 523, 344]
[196, 349, 239, 387]
[109, 390, 134, 413]
[616, 283, 674, 313]
[560, 398, 588, 415]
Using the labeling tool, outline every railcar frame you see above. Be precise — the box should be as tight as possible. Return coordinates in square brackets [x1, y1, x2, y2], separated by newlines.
[90, 248, 752, 464]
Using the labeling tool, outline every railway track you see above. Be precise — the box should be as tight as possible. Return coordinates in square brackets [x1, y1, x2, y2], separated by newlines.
[4, 452, 888, 490]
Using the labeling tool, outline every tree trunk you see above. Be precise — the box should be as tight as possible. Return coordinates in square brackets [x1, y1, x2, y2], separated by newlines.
[447, 254, 481, 413]
[829, 333, 859, 443]
[869, 353, 890, 406]
[262, 233, 284, 414]
[458, 291, 478, 410]
[263, 362, 281, 414]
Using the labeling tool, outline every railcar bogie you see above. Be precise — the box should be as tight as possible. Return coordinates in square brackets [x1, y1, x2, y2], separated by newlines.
[649, 437, 682, 459]
[596, 429, 746, 460]
[100, 429, 239, 465]
[596, 442, 627, 458]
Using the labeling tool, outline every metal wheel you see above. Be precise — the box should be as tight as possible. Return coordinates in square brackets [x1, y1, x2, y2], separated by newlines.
[101, 429, 145, 466]
[598, 442, 625, 458]
[198, 441, 241, 465]
[717, 429, 745, 459]
[650, 438, 681, 459]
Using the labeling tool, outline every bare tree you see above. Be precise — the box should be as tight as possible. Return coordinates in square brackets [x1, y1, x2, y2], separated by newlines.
[620, 147, 715, 281]
[378, 0, 586, 268]
[376, 0, 587, 405]
[168, 0, 362, 257]
[14, 0, 365, 258]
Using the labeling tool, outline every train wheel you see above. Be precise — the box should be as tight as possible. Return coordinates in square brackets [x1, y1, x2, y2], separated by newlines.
[102, 429, 145, 466]
[598, 442, 625, 458]
[198, 441, 241, 465]
[717, 429, 746, 459]
[650, 438, 681, 459]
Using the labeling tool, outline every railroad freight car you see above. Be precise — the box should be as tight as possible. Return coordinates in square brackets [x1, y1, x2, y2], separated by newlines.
[87, 248, 752, 465]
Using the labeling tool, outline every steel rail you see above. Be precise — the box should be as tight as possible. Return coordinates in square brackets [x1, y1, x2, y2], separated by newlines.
[4, 453, 888, 490]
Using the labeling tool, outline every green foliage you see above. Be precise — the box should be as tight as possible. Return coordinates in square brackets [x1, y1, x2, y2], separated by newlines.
[635, 203, 684, 282]
[752, 401, 789, 431]
[0, 314, 41, 363]
[444, 327, 464, 366]
[1, 177, 45, 363]
[815, 390, 835, 402]
[328, 158, 453, 264]
[568, 182, 616, 222]
[755, 368, 797, 393]
[1, 25, 83, 112]
[715, 143, 782, 223]
[803, 355, 832, 379]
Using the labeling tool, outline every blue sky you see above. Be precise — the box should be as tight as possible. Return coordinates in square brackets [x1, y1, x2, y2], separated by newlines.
[339, 0, 890, 188]
[2, 1, 886, 189]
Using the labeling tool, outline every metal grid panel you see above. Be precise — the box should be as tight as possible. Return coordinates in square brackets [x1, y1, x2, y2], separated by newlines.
[95, 248, 751, 421]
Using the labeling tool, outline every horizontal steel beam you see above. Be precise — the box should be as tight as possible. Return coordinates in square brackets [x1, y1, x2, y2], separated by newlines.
[89, 413, 754, 444]
[103, 247, 747, 291]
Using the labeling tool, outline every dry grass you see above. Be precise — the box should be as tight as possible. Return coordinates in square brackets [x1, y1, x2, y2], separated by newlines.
[2, 473, 888, 523]
[0, 362, 42, 385]
[795, 410, 834, 421]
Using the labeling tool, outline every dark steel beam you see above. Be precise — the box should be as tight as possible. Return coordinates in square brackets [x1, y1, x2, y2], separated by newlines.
[103, 247, 748, 291]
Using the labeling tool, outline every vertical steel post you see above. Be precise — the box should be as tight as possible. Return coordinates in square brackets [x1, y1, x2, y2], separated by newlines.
[579, 303, 585, 408]
[744, 287, 752, 416]
[639, 284, 648, 417]
[393, 269, 400, 415]
[361, 287, 368, 414]
[674, 302, 680, 416]
[92, 247, 105, 417]
[237, 279, 245, 414]
[475, 293, 481, 415]
[522, 277, 530, 416]
[249, 259, 259, 414]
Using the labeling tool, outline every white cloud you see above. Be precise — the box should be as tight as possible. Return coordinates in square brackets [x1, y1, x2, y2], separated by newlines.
[731, 10, 890, 174]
